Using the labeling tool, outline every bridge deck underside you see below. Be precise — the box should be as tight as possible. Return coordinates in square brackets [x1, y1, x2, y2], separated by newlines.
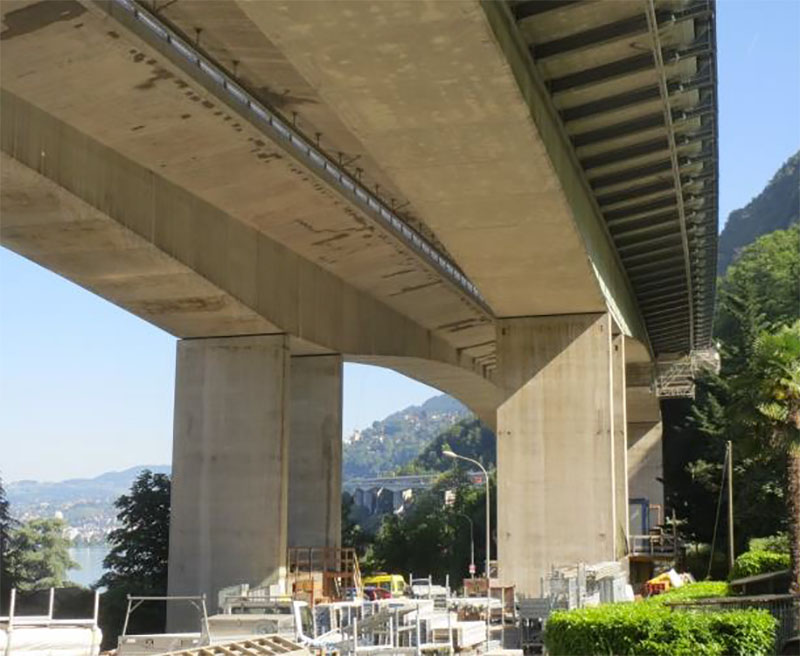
[0, 0, 496, 372]
[507, 0, 718, 354]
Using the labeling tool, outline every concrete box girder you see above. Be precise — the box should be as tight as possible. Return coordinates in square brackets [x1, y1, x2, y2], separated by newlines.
[225, 0, 625, 321]
[0, 0, 490, 351]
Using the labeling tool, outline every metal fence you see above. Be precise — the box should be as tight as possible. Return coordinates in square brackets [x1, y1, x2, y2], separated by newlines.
[667, 594, 800, 653]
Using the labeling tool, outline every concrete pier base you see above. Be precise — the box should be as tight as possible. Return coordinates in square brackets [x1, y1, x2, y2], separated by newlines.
[496, 314, 618, 596]
[289, 355, 343, 549]
[167, 334, 290, 628]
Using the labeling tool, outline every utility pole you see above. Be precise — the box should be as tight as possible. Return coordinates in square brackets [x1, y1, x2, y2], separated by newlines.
[727, 441, 735, 574]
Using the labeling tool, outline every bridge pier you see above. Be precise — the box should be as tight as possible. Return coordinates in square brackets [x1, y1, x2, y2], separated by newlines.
[612, 334, 629, 560]
[628, 419, 664, 518]
[167, 334, 290, 629]
[288, 355, 342, 549]
[496, 313, 624, 596]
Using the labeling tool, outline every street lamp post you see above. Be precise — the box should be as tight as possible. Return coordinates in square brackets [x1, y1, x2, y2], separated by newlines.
[442, 450, 491, 579]
[456, 512, 475, 578]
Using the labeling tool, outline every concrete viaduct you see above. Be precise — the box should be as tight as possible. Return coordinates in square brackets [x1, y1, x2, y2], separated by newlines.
[1, 0, 718, 608]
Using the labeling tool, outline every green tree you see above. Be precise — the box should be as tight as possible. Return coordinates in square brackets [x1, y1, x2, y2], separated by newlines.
[366, 468, 495, 584]
[730, 323, 800, 592]
[397, 418, 495, 475]
[6, 517, 77, 590]
[0, 477, 16, 612]
[97, 470, 170, 649]
[665, 225, 800, 556]
[341, 491, 371, 558]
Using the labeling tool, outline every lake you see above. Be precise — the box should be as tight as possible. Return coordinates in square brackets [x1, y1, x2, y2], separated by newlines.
[68, 544, 110, 588]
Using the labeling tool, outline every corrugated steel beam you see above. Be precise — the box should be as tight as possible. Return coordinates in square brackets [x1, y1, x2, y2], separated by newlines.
[618, 232, 683, 254]
[548, 41, 711, 93]
[572, 112, 665, 148]
[534, 4, 710, 60]
[605, 195, 678, 222]
[560, 75, 713, 122]
[512, 0, 583, 21]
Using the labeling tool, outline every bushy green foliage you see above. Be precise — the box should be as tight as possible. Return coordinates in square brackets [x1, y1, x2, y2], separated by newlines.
[366, 469, 494, 582]
[0, 476, 15, 613]
[665, 225, 800, 551]
[729, 550, 791, 580]
[97, 470, 170, 649]
[749, 532, 789, 553]
[653, 581, 730, 603]
[544, 602, 776, 656]
[397, 418, 495, 474]
[6, 517, 77, 590]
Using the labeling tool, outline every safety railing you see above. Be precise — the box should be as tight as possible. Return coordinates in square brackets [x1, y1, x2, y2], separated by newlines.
[666, 594, 800, 654]
[628, 533, 680, 558]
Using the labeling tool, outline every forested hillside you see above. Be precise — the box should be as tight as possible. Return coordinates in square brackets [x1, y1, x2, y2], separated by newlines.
[397, 418, 496, 474]
[717, 151, 799, 274]
[664, 224, 800, 557]
[343, 395, 471, 479]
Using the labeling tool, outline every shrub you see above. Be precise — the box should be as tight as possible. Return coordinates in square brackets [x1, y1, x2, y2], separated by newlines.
[653, 581, 730, 603]
[729, 550, 790, 580]
[748, 533, 789, 553]
[544, 602, 776, 656]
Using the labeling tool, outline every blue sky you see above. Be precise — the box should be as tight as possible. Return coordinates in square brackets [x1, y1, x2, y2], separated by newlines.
[1, 1, 798, 481]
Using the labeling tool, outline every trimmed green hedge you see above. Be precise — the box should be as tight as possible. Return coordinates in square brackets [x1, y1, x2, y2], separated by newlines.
[653, 581, 730, 603]
[730, 550, 790, 580]
[544, 602, 776, 656]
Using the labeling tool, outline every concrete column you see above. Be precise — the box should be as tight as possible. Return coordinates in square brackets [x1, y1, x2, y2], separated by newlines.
[612, 335, 629, 559]
[626, 376, 664, 530]
[288, 355, 342, 549]
[628, 421, 664, 510]
[496, 313, 616, 596]
[168, 334, 290, 628]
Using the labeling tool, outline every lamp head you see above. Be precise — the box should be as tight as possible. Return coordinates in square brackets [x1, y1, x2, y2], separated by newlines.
[442, 449, 457, 458]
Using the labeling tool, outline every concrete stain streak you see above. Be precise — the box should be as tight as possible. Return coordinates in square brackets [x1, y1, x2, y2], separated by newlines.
[389, 281, 442, 297]
[0, 0, 85, 41]
[381, 268, 416, 279]
[136, 296, 227, 315]
[438, 318, 488, 333]
[135, 65, 174, 91]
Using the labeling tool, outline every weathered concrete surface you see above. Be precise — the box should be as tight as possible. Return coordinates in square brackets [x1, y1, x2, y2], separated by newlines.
[0, 87, 500, 417]
[223, 0, 643, 339]
[628, 421, 664, 510]
[168, 334, 290, 629]
[289, 355, 342, 549]
[624, 350, 663, 516]
[495, 314, 617, 595]
[0, 152, 281, 339]
[628, 420, 664, 508]
[0, 0, 498, 394]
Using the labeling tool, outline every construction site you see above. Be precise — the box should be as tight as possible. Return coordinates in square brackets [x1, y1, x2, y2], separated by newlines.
[1, 540, 697, 656]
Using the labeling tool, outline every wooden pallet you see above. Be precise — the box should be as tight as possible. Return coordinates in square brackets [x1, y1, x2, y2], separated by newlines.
[160, 635, 309, 656]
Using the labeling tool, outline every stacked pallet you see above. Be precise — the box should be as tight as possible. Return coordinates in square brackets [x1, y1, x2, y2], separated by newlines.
[159, 635, 311, 656]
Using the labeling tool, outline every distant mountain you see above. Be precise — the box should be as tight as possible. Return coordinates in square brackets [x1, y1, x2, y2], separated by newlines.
[6, 465, 171, 544]
[718, 151, 799, 275]
[7, 465, 170, 507]
[343, 394, 471, 479]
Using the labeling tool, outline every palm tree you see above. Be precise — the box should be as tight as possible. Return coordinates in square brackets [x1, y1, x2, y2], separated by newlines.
[732, 321, 800, 592]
